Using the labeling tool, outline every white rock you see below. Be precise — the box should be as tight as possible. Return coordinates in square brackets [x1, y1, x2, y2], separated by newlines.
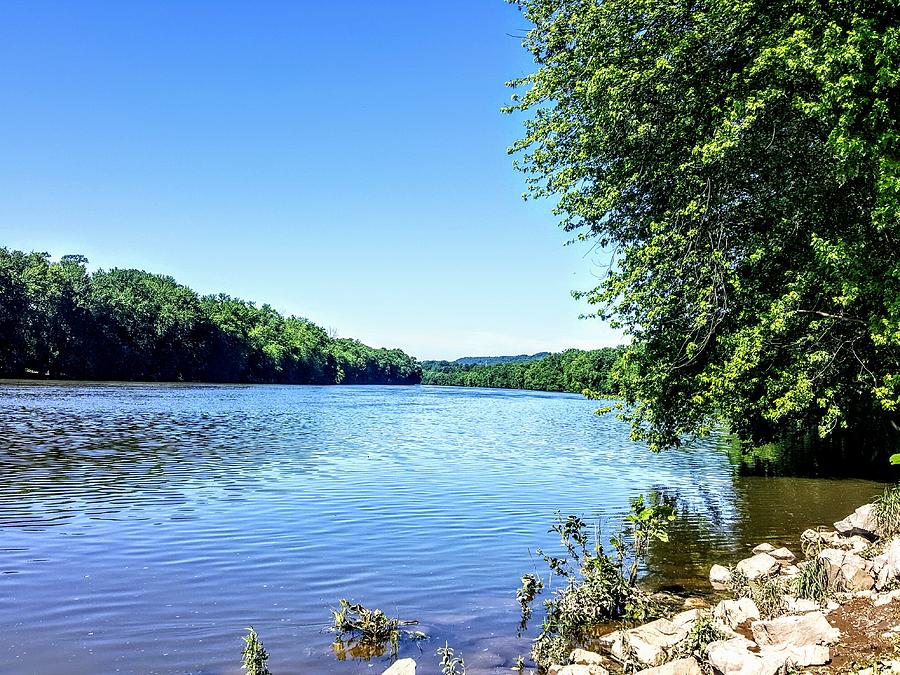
[706, 637, 783, 675]
[549, 666, 608, 675]
[785, 596, 820, 613]
[761, 643, 830, 667]
[819, 548, 875, 592]
[714, 598, 760, 629]
[876, 538, 900, 590]
[834, 503, 878, 539]
[670, 609, 701, 630]
[780, 564, 801, 577]
[569, 649, 604, 666]
[382, 658, 416, 675]
[753, 543, 777, 554]
[635, 657, 702, 675]
[609, 619, 688, 667]
[751, 611, 840, 647]
[736, 553, 780, 581]
[875, 589, 900, 607]
[709, 564, 732, 589]
[770, 547, 796, 562]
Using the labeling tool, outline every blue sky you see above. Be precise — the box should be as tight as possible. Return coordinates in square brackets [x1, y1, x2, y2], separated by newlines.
[0, 0, 621, 360]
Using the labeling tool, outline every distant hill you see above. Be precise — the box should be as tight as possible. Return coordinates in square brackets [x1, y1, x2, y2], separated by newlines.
[420, 353, 551, 368]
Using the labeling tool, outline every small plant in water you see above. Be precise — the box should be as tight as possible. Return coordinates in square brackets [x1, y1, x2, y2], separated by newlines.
[437, 641, 467, 675]
[241, 626, 271, 675]
[517, 493, 676, 670]
[329, 599, 425, 659]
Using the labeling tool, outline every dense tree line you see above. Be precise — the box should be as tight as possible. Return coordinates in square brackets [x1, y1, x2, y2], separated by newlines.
[509, 0, 899, 451]
[421, 347, 624, 394]
[0, 248, 421, 385]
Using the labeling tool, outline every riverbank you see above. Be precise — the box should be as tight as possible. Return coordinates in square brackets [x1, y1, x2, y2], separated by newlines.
[542, 499, 900, 674]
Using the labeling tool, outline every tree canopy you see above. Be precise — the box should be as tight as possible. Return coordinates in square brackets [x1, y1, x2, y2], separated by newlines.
[0, 248, 421, 386]
[508, 0, 900, 451]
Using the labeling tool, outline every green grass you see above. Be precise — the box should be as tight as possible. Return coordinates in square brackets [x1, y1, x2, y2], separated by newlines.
[874, 484, 900, 539]
[791, 557, 831, 605]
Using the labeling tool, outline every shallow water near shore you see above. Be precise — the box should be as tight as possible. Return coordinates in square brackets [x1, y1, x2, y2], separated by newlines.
[0, 381, 885, 674]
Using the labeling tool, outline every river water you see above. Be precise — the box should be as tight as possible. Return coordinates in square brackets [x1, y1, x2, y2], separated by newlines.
[0, 382, 884, 674]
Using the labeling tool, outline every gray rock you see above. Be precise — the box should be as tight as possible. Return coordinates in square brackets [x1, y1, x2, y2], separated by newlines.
[569, 649, 604, 666]
[819, 548, 875, 592]
[382, 658, 416, 675]
[714, 598, 760, 629]
[751, 611, 840, 647]
[834, 503, 878, 539]
[770, 547, 796, 562]
[736, 553, 780, 581]
[753, 543, 777, 554]
[709, 564, 732, 589]
[635, 657, 702, 675]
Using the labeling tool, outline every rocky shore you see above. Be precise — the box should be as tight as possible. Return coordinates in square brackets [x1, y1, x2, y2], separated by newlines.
[383, 500, 900, 674]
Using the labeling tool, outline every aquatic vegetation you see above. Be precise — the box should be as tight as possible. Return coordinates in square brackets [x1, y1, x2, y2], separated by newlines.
[437, 642, 467, 675]
[329, 600, 425, 659]
[241, 627, 270, 675]
[517, 495, 675, 670]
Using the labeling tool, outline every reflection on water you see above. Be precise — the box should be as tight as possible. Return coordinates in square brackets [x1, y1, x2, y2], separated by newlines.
[0, 381, 886, 674]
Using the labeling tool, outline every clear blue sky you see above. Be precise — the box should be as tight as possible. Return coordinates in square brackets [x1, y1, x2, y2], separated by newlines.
[0, 0, 621, 360]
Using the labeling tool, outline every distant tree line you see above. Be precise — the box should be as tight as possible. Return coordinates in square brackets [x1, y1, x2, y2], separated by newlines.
[420, 347, 625, 394]
[452, 352, 549, 366]
[0, 248, 421, 385]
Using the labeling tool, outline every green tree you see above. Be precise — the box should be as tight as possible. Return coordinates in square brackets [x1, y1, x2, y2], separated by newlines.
[507, 0, 900, 451]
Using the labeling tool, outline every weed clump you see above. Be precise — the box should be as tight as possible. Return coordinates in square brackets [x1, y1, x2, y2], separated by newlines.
[672, 613, 729, 661]
[329, 600, 425, 659]
[241, 626, 270, 675]
[791, 557, 830, 605]
[726, 567, 788, 618]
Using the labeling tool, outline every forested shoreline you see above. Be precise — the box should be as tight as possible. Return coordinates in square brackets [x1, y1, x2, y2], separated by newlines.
[421, 346, 624, 395]
[0, 248, 421, 385]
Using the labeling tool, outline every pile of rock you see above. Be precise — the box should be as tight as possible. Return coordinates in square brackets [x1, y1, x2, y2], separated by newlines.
[543, 501, 900, 675]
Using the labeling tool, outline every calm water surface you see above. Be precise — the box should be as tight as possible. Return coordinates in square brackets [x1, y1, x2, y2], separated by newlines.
[0, 382, 884, 674]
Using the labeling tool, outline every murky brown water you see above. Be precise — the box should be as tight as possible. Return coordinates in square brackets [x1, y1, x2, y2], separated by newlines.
[0, 381, 886, 674]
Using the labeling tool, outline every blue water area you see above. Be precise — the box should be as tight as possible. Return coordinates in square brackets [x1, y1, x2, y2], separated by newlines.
[0, 382, 883, 674]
